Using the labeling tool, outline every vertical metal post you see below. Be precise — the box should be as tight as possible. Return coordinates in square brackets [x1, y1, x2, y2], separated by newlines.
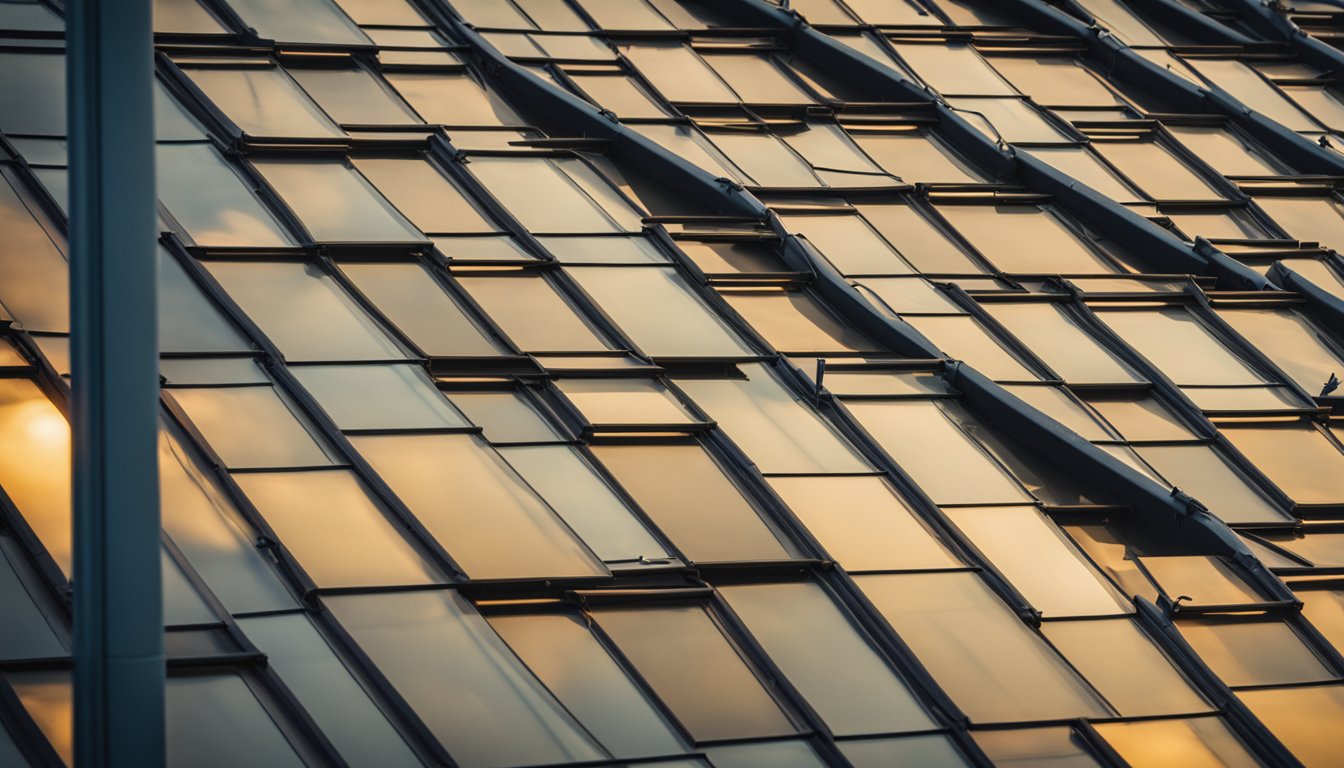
[67, 0, 164, 765]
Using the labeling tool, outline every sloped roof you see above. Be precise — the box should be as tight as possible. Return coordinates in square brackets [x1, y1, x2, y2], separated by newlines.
[3, 0, 1344, 765]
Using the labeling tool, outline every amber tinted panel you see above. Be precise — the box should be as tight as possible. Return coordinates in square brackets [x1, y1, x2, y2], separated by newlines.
[169, 386, 332, 468]
[983, 303, 1141, 384]
[339, 262, 505, 357]
[1135, 444, 1288, 524]
[1044, 619, 1208, 716]
[384, 72, 522, 126]
[456, 274, 610, 352]
[352, 157, 495, 234]
[1093, 717, 1259, 768]
[253, 159, 423, 243]
[1222, 424, 1344, 505]
[1179, 619, 1335, 687]
[937, 205, 1117, 275]
[1237, 685, 1344, 767]
[185, 65, 343, 139]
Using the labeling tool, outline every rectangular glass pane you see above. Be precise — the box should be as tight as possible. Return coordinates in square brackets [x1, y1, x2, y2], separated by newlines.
[983, 303, 1141, 384]
[937, 205, 1118, 275]
[253, 158, 424, 243]
[1222, 423, 1344, 505]
[1236, 685, 1344, 768]
[289, 65, 422, 125]
[456, 273, 610, 352]
[1043, 618, 1209, 716]
[593, 604, 798, 741]
[1093, 717, 1259, 768]
[183, 65, 344, 139]
[719, 581, 935, 735]
[352, 157, 496, 234]
[721, 289, 882, 354]
[291, 364, 468, 431]
[339, 262, 505, 357]
[856, 572, 1112, 722]
[384, 72, 522, 126]
[1134, 444, 1289, 524]
[157, 144, 295, 247]
[1178, 618, 1335, 687]
[235, 469, 441, 588]
[1217, 307, 1344, 396]
[351, 433, 607, 579]
[169, 386, 334, 468]
[325, 591, 604, 768]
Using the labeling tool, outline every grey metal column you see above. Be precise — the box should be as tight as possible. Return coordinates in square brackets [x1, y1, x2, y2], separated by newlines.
[67, 0, 164, 765]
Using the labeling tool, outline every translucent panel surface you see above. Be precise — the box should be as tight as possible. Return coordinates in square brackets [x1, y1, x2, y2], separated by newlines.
[1217, 307, 1344, 396]
[238, 614, 420, 768]
[1043, 619, 1209, 716]
[904, 315, 1038, 381]
[1137, 555, 1262, 606]
[890, 43, 1016, 96]
[253, 159, 424, 243]
[945, 506, 1128, 616]
[457, 273, 610, 352]
[169, 386, 333, 468]
[838, 735, 969, 768]
[0, 380, 71, 571]
[470, 156, 628, 233]
[499, 445, 669, 561]
[227, 0, 370, 45]
[290, 65, 422, 125]
[446, 391, 562, 443]
[937, 205, 1117, 274]
[984, 303, 1141, 384]
[855, 202, 986, 274]
[0, 543, 63, 659]
[158, 250, 249, 354]
[568, 267, 755, 357]
[489, 612, 686, 758]
[780, 214, 913, 275]
[339, 262, 505, 357]
[157, 144, 295, 247]
[1235, 686, 1344, 767]
[352, 434, 606, 579]
[973, 727, 1102, 768]
[556, 378, 697, 427]
[676, 364, 871, 473]
[722, 289, 881, 353]
[1178, 619, 1335, 687]
[326, 591, 604, 768]
[1222, 423, 1344, 505]
[593, 604, 797, 741]
[594, 441, 791, 562]
[384, 72, 522, 126]
[619, 43, 736, 102]
[206, 261, 407, 361]
[1134, 445, 1289, 524]
[847, 400, 1030, 505]
[857, 572, 1112, 722]
[353, 157, 495, 234]
[291, 364, 468, 431]
[768, 475, 957, 571]
[185, 65, 343, 139]
[719, 581, 935, 735]
[235, 470, 441, 588]
[0, 172, 70, 332]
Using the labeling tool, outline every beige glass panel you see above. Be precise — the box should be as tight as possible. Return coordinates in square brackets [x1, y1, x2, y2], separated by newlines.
[841, 0, 930, 24]
[702, 53, 813, 103]
[514, 0, 592, 32]
[326, 591, 603, 768]
[786, 0, 856, 24]
[1301, 590, 1344, 651]
[1075, 0, 1170, 45]
[1025, 147, 1142, 202]
[1092, 141, 1223, 201]
[719, 582, 934, 735]
[1255, 197, 1344, 250]
[489, 613, 685, 758]
[839, 735, 968, 767]
[540, 236, 667, 265]
[206, 261, 407, 361]
[253, 158, 423, 242]
[1237, 685, 1344, 767]
[159, 248, 249, 354]
[185, 66, 343, 139]
[1167, 125, 1285, 177]
[856, 203, 987, 274]
[1283, 85, 1344, 131]
[333, 0, 425, 24]
[847, 400, 1031, 505]
[352, 433, 606, 579]
[950, 97, 1070, 143]
[593, 442, 792, 562]
[0, 536, 63, 660]
[852, 133, 984, 185]
[721, 289, 881, 354]
[988, 303, 1143, 384]
[352, 158, 494, 234]
[1179, 619, 1334, 687]
[704, 741, 827, 768]
[945, 506, 1128, 616]
[0, 171, 68, 332]
[904, 315, 1038, 380]
[1093, 717, 1260, 768]
[577, 0, 674, 30]
[159, 427, 297, 614]
[235, 470, 440, 587]
[707, 131, 820, 188]
[779, 214, 914, 275]
[1084, 394, 1197, 440]
[1189, 60, 1318, 132]
[446, 391, 562, 443]
[156, 144, 295, 247]
[169, 386, 333, 468]
[569, 72, 671, 119]
[1098, 308, 1266, 386]
[780, 123, 889, 187]
[568, 266, 755, 357]
[1168, 210, 1271, 240]
[238, 614, 420, 768]
[227, 0, 369, 45]
[890, 43, 1016, 96]
[383, 72, 522, 126]
[1044, 619, 1209, 716]
[1284, 260, 1344, 300]
[155, 0, 230, 33]
[767, 475, 957, 571]
[592, 604, 797, 741]
[632, 124, 745, 180]
[498, 445, 669, 561]
[675, 363, 871, 473]
[557, 157, 645, 231]
[1184, 385, 1305, 412]
[0, 379, 71, 572]
[469, 156, 625, 233]
[556, 378, 697, 426]
[291, 364, 468, 431]
[1002, 385, 1116, 441]
[987, 57, 1124, 107]
[456, 274, 610, 352]
[1136, 444, 1288, 524]
[619, 43, 736, 102]
[972, 727, 1102, 768]
[451, 0, 533, 27]
[1063, 523, 1159, 602]
[857, 572, 1112, 722]
[1217, 307, 1344, 395]
[1253, 532, 1344, 567]
[339, 262, 504, 357]
[1222, 424, 1344, 505]
[1138, 555, 1262, 606]
[856, 278, 962, 315]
